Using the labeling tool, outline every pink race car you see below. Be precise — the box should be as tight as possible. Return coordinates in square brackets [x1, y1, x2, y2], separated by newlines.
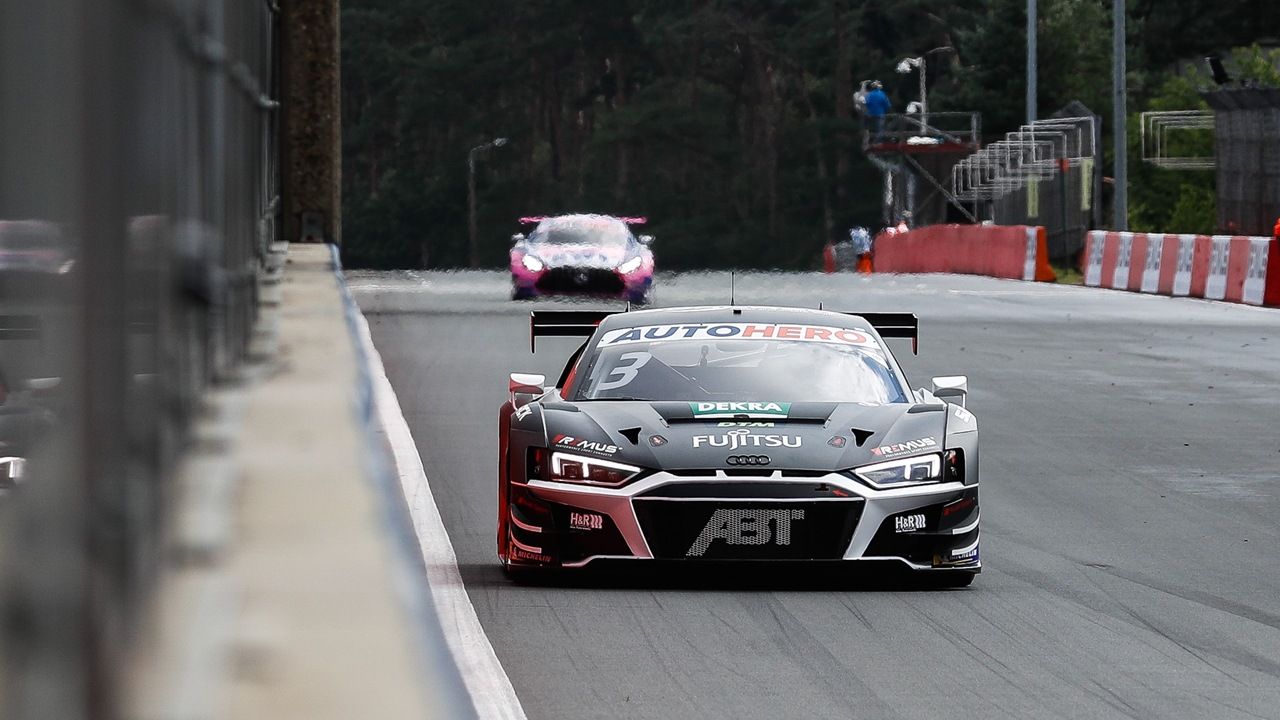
[510, 214, 655, 304]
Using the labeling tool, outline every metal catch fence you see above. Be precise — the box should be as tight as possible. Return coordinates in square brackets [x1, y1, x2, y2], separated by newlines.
[0, 0, 278, 716]
[1203, 89, 1280, 236]
[952, 115, 1101, 261]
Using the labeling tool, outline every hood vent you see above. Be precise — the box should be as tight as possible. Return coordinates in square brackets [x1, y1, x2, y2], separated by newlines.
[618, 427, 642, 445]
[851, 428, 875, 447]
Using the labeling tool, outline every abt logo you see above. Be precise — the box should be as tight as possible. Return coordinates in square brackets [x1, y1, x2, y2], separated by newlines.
[686, 508, 805, 557]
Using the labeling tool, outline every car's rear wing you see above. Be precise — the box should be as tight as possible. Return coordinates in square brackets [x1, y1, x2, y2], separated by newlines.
[844, 312, 918, 354]
[529, 310, 617, 352]
[531, 310, 918, 353]
[517, 215, 647, 225]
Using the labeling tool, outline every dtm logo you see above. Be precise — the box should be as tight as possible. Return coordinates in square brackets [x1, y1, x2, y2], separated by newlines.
[726, 455, 770, 466]
[686, 508, 805, 557]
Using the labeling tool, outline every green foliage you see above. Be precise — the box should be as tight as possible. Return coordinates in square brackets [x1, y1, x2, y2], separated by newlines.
[1166, 183, 1217, 235]
[341, 0, 1280, 269]
[1229, 44, 1280, 85]
[341, 0, 903, 269]
[1129, 0, 1280, 68]
[1127, 69, 1214, 235]
[1127, 43, 1279, 235]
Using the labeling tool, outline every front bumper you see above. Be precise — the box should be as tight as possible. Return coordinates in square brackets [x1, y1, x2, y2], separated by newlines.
[504, 470, 979, 573]
[512, 266, 652, 299]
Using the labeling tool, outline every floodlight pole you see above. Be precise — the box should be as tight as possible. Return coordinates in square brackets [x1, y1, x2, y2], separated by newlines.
[919, 57, 928, 129]
[1026, 0, 1037, 124]
[1112, 0, 1128, 230]
[899, 48, 953, 132]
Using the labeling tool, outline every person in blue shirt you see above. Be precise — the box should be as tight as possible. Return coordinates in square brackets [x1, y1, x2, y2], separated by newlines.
[864, 81, 891, 144]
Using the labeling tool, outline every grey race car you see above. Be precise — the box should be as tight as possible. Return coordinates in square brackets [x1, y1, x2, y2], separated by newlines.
[497, 306, 980, 585]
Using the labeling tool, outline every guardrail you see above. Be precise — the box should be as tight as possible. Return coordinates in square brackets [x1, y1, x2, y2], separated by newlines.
[866, 111, 981, 150]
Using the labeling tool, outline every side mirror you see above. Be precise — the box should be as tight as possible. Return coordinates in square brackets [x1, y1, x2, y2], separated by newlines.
[509, 372, 545, 408]
[931, 375, 968, 407]
[638, 234, 654, 245]
[511, 233, 525, 245]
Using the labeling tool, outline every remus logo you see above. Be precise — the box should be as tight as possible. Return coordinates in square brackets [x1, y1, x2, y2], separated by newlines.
[689, 401, 790, 419]
[870, 437, 937, 457]
[553, 434, 619, 456]
[692, 429, 802, 450]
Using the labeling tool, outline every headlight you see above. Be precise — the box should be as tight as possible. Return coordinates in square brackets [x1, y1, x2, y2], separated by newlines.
[521, 254, 544, 272]
[854, 453, 941, 488]
[616, 256, 642, 274]
[548, 451, 640, 487]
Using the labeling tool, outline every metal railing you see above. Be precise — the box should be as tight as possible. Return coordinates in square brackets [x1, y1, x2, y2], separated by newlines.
[0, 0, 278, 716]
[866, 111, 982, 150]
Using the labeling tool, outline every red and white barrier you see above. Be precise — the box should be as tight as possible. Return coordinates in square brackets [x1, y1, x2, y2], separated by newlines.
[872, 224, 1056, 282]
[1083, 231, 1279, 306]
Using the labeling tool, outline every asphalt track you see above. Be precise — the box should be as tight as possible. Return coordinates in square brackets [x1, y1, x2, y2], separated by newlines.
[352, 269, 1280, 720]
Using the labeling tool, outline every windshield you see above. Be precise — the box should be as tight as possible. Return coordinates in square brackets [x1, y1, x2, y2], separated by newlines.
[575, 322, 907, 404]
[531, 218, 630, 247]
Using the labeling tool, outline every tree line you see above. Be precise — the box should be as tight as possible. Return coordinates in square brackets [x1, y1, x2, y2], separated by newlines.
[341, 0, 1280, 270]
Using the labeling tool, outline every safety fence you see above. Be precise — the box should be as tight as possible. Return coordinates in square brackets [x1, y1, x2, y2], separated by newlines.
[1203, 89, 1280, 237]
[869, 224, 1056, 282]
[1083, 231, 1280, 306]
[952, 115, 1100, 262]
[0, 0, 278, 716]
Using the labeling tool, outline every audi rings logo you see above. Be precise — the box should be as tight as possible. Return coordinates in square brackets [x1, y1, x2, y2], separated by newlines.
[726, 454, 771, 466]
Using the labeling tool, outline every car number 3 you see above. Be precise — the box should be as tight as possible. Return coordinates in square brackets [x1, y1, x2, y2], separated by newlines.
[595, 351, 652, 391]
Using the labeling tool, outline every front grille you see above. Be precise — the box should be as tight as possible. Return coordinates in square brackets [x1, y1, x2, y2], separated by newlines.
[665, 469, 828, 478]
[638, 482, 851, 499]
[634, 499, 862, 560]
[536, 267, 624, 294]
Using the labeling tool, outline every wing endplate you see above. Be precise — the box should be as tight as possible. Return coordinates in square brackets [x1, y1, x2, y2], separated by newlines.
[844, 312, 919, 354]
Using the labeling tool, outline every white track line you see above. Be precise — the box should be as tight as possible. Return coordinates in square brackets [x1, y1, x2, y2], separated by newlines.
[356, 313, 528, 720]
